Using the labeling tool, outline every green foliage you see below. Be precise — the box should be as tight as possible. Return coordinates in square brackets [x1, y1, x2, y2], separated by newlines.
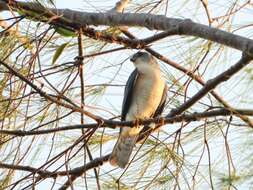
[52, 42, 69, 64]
[102, 180, 130, 190]
[101, 27, 122, 36]
[17, 8, 48, 22]
[0, 36, 17, 60]
[88, 132, 114, 147]
[153, 175, 174, 187]
[0, 172, 13, 190]
[54, 27, 77, 37]
[220, 175, 240, 184]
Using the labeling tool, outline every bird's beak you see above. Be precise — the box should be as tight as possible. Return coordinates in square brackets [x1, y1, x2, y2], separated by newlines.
[130, 55, 135, 62]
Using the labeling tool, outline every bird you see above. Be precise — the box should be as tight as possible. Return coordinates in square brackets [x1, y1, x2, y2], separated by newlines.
[109, 51, 167, 168]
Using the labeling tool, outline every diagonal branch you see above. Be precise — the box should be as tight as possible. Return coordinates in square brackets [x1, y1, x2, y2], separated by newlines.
[167, 52, 253, 118]
[0, 60, 102, 121]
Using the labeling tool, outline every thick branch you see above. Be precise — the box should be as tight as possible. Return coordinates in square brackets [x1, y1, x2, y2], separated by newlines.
[1, 0, 253, 55]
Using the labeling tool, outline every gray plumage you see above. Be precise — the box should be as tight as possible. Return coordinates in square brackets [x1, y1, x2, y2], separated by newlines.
[109, 52, 167, 168]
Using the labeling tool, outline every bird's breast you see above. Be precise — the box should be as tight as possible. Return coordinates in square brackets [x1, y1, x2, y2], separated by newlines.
[126, 73, 165, 120]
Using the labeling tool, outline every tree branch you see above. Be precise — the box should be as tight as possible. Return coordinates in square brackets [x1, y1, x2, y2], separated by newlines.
[0, 162, 60, 178]
[58, 155, 110, 190]
[167, 53, 253, 117]
[1, 0, 253, 55]
[0, 60, 102, 122]
[1, 108, 253, 136]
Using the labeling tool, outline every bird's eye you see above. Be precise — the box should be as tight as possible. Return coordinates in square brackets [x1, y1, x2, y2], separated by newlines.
[137, 52, 144, 56]
[135, 52, 145, 58]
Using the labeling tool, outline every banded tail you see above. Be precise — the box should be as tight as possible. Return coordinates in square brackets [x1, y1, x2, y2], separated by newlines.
[109, 133, 138, 168]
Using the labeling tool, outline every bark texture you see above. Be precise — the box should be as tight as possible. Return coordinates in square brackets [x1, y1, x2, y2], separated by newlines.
[0, 0, 253, 55]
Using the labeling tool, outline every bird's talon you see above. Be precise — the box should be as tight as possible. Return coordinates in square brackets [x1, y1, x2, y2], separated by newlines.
[159, 117, 165, 126]
[134, 119, 140, 127]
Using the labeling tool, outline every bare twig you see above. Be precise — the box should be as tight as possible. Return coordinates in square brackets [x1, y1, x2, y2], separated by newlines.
[200, 0, 212, 25]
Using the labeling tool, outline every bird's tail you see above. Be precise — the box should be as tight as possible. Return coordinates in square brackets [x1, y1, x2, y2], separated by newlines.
[109, 132, 138, 168]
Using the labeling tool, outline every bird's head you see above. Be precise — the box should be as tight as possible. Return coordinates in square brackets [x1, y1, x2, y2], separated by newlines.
[130, 52, 159, 73]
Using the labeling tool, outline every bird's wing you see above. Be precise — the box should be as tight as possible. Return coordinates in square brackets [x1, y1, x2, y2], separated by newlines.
[121, 69, 138, 121]
[153, 84, 168, 117]
[110, 69, 138, 168]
